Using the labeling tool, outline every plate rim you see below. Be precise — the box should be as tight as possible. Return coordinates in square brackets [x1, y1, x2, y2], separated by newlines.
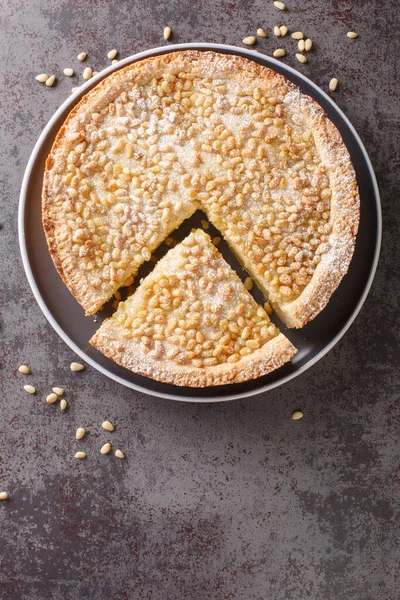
[18, 42, 382, 402]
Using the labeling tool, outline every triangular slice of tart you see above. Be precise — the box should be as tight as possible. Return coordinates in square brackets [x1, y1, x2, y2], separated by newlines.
[90, 230, 297, 387]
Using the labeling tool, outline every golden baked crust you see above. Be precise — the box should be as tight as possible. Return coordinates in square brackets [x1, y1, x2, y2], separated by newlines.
[90, 230, 297, 386]
[43, 50, 359, 326]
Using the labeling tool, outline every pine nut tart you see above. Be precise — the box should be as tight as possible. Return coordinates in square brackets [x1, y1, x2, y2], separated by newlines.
[90, 229, 297, 386]
[43, 50, 359, 333]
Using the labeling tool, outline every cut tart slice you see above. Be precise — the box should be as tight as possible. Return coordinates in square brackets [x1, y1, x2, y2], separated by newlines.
[90, 230, 297, 387]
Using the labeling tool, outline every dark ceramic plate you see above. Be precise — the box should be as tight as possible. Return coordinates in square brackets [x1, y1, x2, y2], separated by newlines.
[19, 43, 381, 402]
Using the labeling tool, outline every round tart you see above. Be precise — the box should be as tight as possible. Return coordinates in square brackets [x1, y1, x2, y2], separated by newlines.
[90, 229, 297, 386]
[43, 50, 359, 327]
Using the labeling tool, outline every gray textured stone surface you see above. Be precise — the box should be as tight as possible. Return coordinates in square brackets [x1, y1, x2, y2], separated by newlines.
[0, 1, 399, 598]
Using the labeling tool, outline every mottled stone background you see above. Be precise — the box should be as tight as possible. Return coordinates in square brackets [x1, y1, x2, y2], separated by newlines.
[0, 0, 399, 598]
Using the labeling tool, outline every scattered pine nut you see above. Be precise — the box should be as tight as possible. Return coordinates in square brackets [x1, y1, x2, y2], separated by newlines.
[74, 451, 86, 459]
[201, 220, 209, 230]
[163, 26, 172, 40]
[24, 385, 36, 394]
[280, 25, 288, 36]
[115, 449, 125, 459]
[76, 427, 86, 440]
[92, 71, 99, 76]
[60, 399, 68, 411]
[0, 492, 9, 501]
[291, 31, 304, 39]
[35, 73, 48, 83]
[347, 31, 358, 39]
[274, 25, 281, 37]
[329, 77, 338, 91]
[296, 53, 307, 63]
[45, 75, 56, 87]
[298, 39, 305, 52]
[111, 59, 118, 65]
[291, 410, 304, 421]
[244, 277, 253, 290]
[63, 68, 74, 76]
[274, 1, 286, 10]
[100, 442, 111, 455]
[305, 38, 313, 51]
[102, 420, 115, 432]
[52, 387, 64, 396]
[77, 52, 87, 61]
[264, 301, 273, 315]
[71, 87, 80, 93]
[82, 67, 93, 81]
[70, 362, 84, 372]
[107, 48, 118, 60]
[242, 36, 256, 45]
[46, 393, 58, 404]
[18, 365, 30, 374]
[212, 236, 221, 245]
[273, 48, 286, 58]
[257, 28, 267, 37]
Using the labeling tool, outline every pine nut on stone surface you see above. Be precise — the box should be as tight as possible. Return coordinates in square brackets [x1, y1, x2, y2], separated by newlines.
[111, 59, 118, 65]
[347, 31, 358, 38]
[115, 449, 125, 459]
[60, 399, 68, 411]
[46, 393, 58, 404]
[77, 52, 87, 61]
[45, 75, 56, 87]
[24, 385, 36, 394]
[71, 87, 80, 93]
[291, 410, 304, 420]
[163, 26, 172, 40]
[242, 36, 256, 45]
[274, 25, 281, 37]
[107, 48, 118, 59]
[100, 442, 111, 455]
[102, 420, 115, 432]
[329, 77, 338, 91]
[274, 1, 286, 10]
[18, 365, 30, 374]
[76, 427, 86, 440]
[296, 53, 307, 63]
[70, 362, 84, 372]
[273, 48, 286, 58]
[82, 67, 93, 80]
[35, 73, 48, 83]
[63, 68, 74, 76]
[257, 28, 267, 37]
[52, 387, 64, 396]
[280, 25, 288, 36]
[298, 39, 305, 51]
[305, 38, 312, 51]
[0, 492, 9, 500]
[291, 31, 304, 39]
[74, 451, 86, 459]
